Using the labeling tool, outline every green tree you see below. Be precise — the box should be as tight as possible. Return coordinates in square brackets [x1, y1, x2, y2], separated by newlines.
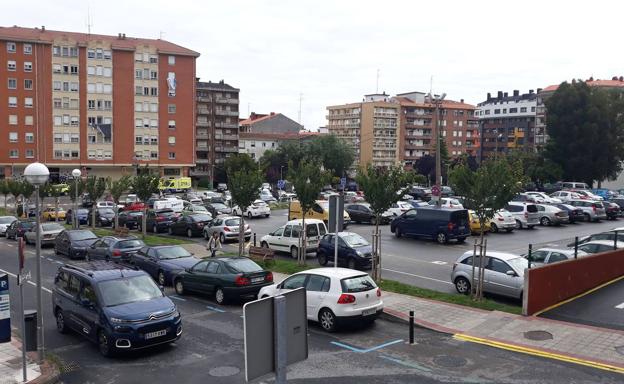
[67, 178, 85, 228]
[83, 176, 107, 229]
[288, 159, 329, 266]
[306, 135, 355, 179]
[0, 180, 9, 212]
[130, 171, 160, 236]
[545, 81, 624, 187]
[7, 179, 23, 215]
[226, 154, 263, 256]
[356, 164, 412, 282]
[507, 150, 562, 187]
[449, 156, 525, 300]
[20, 181, 35, 214]
[108, 175, 131, 229]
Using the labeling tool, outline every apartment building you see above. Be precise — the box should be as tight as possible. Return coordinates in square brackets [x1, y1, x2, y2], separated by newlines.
[193, 79, 239, 182]
[326, 93, 400, 168]
[394, 92, 478, 167]
[476, 90, 536, 158]
[238, 131, 319, 160]
[239, 112, 302, 134]
[0, 26, 198, 181]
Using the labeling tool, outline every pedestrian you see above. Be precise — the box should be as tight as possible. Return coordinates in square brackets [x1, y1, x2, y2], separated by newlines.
[207, 231, 222, 257]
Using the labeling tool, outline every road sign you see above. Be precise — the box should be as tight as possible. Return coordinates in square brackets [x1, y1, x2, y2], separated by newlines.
[431, 185, 441, 197]
[328, 194, 344, 234]
[0, 274, 10, 343]
[340, 177, 346, 189]
[277, 179, 285, 189]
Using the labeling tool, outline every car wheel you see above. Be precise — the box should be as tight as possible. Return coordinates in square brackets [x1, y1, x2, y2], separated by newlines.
[457, 237, 466, 243]
[168, 226, 174, 235]
[98, 329, 113, 357]
[290, 246, 298, 259]
[215, 287, 226, 304]
[157, 271, 166, 286]
[220, 233, 226, 244]
[540, 217, 551, 226]
[187, 228, 193, 238]
[261, 241, 269, 249]
[152, 224, 158, 233]
[490, 223, 499, 233]
[319, 308, 337, 332]
[248, 212, 252, 219]
[515, 220, 523, 229]
[455, 277, 471, 295]
[347, 258, 356, 269]
[505, 228, 514, 233]
[318, 252, 328, 266]
[174, 279, 185, 295]
[584, 213, 591, 222]
[394, 227, 402, 238]
[528, 225, 535, 230]
[55, 309, 68, 334]
[436, 232, 448, 244]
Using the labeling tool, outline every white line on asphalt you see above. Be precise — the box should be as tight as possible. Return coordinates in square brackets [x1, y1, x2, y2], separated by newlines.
[431, 261, 447, 265]
[382, 268, 453, 285]
[170, 295, 187, 301]
[615, 302, 624, 309]
[6, 244, 13, 247]
[0, 268, 52, 293]
[0, 268, 17, 278]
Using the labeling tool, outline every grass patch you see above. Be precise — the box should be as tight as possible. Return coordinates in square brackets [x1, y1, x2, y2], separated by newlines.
[261, 258, 316, 275]
[270, 202, 290, 210]
[379, 279, 522, 315]
[0, 207, 8, 216]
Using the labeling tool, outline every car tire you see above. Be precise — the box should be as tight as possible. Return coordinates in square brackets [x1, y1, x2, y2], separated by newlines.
[215, 287, 226, 305]
[168, 227, 174, 235]
[540, 217, 551, 226]
[347, 258, 356, 269]
[98, 329, 113, 357]
[490, 223, 499, 233]
[152, 224, 158, 233]
[457, 237, 466, 243]
[248, 212, 252, 219]
[319, 308, 337, 332]
[505, 228, 514, 233]
[318, 252, 328, 266]
[174, 279, 185, 295]
[290, 246, 298, 259]
[436, 232, 448, 244]
[455, 277, 471, 295]
[220, 233, 226, 244]
[187, 228, 193, 238]
[157, 271, 166, 286]
[394, 227, 402, 238]
[55, 309, 68, 334]
[528, 225, 535, 230]
[261, 241, 269, 249]
[265, 214, 270, 218]
[515, 220, 523, 229]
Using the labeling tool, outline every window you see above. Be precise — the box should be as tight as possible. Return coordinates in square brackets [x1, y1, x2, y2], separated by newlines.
[531, 106, 536, 112]
[88, 100, 95, 110]
[25, 133, 34, 143]
[7, 60, 16, 71]
[168, 152, 175, 159]
[134, 52, 142, 62]
[135, 85, 142, 95]
[62, 46, 69, 57]
[6, 42, 16, 53]
[135, 136, 143, 145]
[168, 120, 176, 129]
[70, 99, 79, 109]
[63, 82, 69, 91]
[143, 118, 150, 128]
[70, 65, 78, 75]
[96, 49, 103, 59]
[168, 104, 176, 113]
[95, 66, 103, 76]
[168, 136, 176, 145]
[151, 151, 158, 159]
[9, 149, 18, 158]
[63, 115, 70, 125]
[24, 97, 33, 108]
[9, 132, 18, 142]
[24, 62, 32, 72]
[168, 55, 175, 65]
[143, 86, 149, 96]
[306, 275, 330, 292]
[24, 79, 32, 90]
[520, 107, 527, 113]
[104, 100, 112, 110]
[8, 78, 17, 89]
[53, 81, 62, 91]
[53, 150, 62, 159]
[53, 134, 62, 143]
[8, 97, 17, 107]
[103, 67, 112, 77]
[150, 103, 158, 112]
[150, 119, 158, 128]
[25, 116, 33, 125]
[489, 258, 512, 274]
[135, 102, 142, 112]
[103, 84, 111, 94]
[150, 71, 158, 80]
[87, 49, 95, 58]
[103, 50, 112, 60]
[23, 43, 32, 54]
[24, 149, 34, 158]
[70, 47, 78, 57]
[150, 136, 158, 145]
[282, 274, 307, 290]
[70, 116, 79, 126]
[95, 83, 102, 93]
[8, 115, 17, 125]
[87, 135, 96, 144]
[150, 87, 158, 96]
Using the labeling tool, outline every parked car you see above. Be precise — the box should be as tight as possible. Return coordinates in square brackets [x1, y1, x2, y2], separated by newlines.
[386, 201, 415, 217]
[524, 248, 581, 267]
[131, 245, 201, 286]
[203, 216, 251, 243]
[168, 213, 212, 238]
[123, 200, 147, 212]
[344, 191, 365, 203]
[65, 208, 89, 225]
[390, 207, 470, 244]
[409, 187, 432, 201]
[535, 204, 569, 226]
[511, 193, 537, 203]
[86, 236, 145, 262]
[572, 190, 603, 201]
[54, 229, 99, 259]
[182, 204, 210, 216]
[504, 202, 539, 229]
[205, 202, 232, 217]
[52, 262, 181, 357]
[441, 186, 454, 197]
[451, 251, 527, 299]
[567, 200, 607, 222]
[5, 220, 35, 240]
[604, 201, 621, 220]
[42, 207, 66, 221]
[550, 190, 581, 203]
[406, 200, 429, 208]
[488, 209, 516, 233]
[96, 201, 116, 210]
[259, 189, 277, 204]
[558, 181, 590, 190]
[260, 219, 328, 258]
[553, 203, 585, 224]
[525, 191, 562, 204]
[217, 183, 228, 192]
[232, 200, 271, 219]
[0, 216, 17, 236]
[88, 208, 116, 227]
[316, 232, 373, 269]
[610, 197, 624, 211]
[288, 200, 350, 228]
[427, 198, 464, 209]
[146, 209, 177, 233]
[24, 222, 65, 245]
[258, 268, 383, 332]
[115, 211, 143, 230]
[81, 193, 94, 208]
[467, 210, 491, 234]
[576, 240, 624, 254]
[567, 230, 624, 247]
[344, 203, 391, 225]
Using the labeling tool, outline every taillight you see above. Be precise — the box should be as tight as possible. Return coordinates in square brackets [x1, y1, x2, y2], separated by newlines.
[112, 250, 121, 257]
[593, 205, 597, 213]
[337, 294, 356, 304]
[224, 227, 231, 232]
[266, 272, 273, 282]
[376, 288, 381, 297]
[447, 222, 455, 231]
[235, 275, 250, 286]
[524, 212, 528, 219]
[156, 216, 165, 222]
[497, 217, 504, 221]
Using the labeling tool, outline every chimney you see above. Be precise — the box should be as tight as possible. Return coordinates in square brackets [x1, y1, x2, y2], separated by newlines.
[41, 25, 45, 32]
[528, 89, 534, 95]
[460, 99, 464, 103]
[487, 92, 491, 100]
[497, 91, 503, 99]
[613, 76, 619, 81]
[118, 33, 122, 39]
[620, 76, 624, 82]
[537, 88, 542, 93]
[270, 112, 275, 116]
[503, 92, 508, 98]
[513, 90, 519, 97]
[122, 33, 126, 39]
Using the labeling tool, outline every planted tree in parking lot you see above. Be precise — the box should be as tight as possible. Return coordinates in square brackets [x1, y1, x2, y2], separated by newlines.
[449, 156, 525, 300]
[67, 178, 85, 228]
[131, 170, 160, 236]
[83, 176, 107, 230]
[356, 164, 412, 282]
[0, 180, 9, 212]
[226, 154, 263, 256]
[288, 160, 330, 266]
[7, 179, 24, 215]
[108, 175, 131, 229]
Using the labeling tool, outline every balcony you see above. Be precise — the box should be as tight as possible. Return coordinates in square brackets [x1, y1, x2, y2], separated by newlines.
[215, 122, 239, 129]
[215, 146, 238, 153]
[195, 158, 210, 164]
[216, 98, 239, 104]
[197, 108, 211, 115]
[404, 112, 432, 119]
[196, 132, 209, 139]
[373, 112, 399, 118]
[190, 168, 210, 176]
[216, 110, 239, 117]
[197, 96, 212, 103]
[215, 134, 238, 141]
[196, 120, 209, 127]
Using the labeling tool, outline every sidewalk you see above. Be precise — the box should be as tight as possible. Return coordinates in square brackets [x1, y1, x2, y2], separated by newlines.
[0, 334, 58, 384]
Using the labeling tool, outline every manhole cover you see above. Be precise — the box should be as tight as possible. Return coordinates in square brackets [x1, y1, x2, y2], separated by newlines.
[615, 345, 624, 355]
[209, 366, 240, 377]
[59, 360, 80, 373]
[433, 355, 467, 368]
[524, 330, 553, 341]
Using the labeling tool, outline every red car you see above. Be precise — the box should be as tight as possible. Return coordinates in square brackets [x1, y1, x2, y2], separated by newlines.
[123, 201, 147, 212]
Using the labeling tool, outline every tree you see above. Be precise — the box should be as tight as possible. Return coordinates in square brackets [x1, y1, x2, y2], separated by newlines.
[544, 81, 624, 187]
[415, 155, 435, 185]
[225, 154, 263, 256]
[258, 149, 282, 184]
[288, 159, 329, 266]
[306, 135, 355, 178]
[507, 150, 562, 188]
[449, 156, 525, 300]
[67, 178, 85, 228]
[356, 164, 412, 282]
[7, 179, 23, 215]
[0, 180, 9, 213]
[20, 181, 35, 217]
[130, 171, 160, 236]
[83, 176, 107, 229]
[108, 175, 131, 229]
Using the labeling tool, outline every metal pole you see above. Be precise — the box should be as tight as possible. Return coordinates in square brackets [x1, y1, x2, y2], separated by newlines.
[18, 239, 27, 382]
[574, 236, 578, 259]
[614, 231, 618, 250]
[334, 196, 339, 268]
[274, 295, 287, 384]
[35, 186, 43, 362]
[253, 232, 257, 247]
[434, 100, 442, 207]
[74, 178, 78, 229]
[527, 243, 532, 269]
[409, 310, 414, 345]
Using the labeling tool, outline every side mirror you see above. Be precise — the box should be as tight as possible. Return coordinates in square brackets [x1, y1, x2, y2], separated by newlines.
[80, 298, 93, 308]
[506, 270, 516, 277]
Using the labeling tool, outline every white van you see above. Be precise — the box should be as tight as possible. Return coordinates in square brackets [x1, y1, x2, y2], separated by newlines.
[260, 219, 327, 259]
[153, 198, 184, 213]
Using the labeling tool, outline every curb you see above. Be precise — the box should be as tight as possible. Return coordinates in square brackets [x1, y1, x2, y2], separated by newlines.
[26, 358, 60, 384]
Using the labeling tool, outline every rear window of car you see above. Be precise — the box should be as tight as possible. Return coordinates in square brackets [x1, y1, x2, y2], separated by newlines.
[593, 203, 604, 209]
[526, 205, 538, 213]
[341, 275, 377, 293]
[192, 214, 212, 222]
[224, 218, 240, 227]
[42, 223, 63, 231]
[226, 259, 262, 273]
[116, 239, 145, 249]
[307, 224, 319, 237]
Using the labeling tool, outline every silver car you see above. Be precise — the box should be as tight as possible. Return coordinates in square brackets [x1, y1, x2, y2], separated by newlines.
[0, 216, 17, 236]
[576, 240, 624, 254]
[523, 248, 582, 267]
[451, 251, 527, 299]
[24, 222, 65, 245]
[505, 202, 539, 229]
[535, 204, 569, 226]
[203, 215, 251, 243]
[567, 199, 607, 222]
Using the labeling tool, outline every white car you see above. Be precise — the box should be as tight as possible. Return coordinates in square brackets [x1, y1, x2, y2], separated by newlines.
[0, 216, 17, 236]
[385, 201, 414, 216]
[260, 219, 327, 258]
[96, 201, 116, 209]
[233, 199, 271, 218]
[488, 209, 516, 233]
[550, 191, 581, 203]
[526, 191, 562, 204]
[258, 268, 383, 332]
[427, 198, 464, 209]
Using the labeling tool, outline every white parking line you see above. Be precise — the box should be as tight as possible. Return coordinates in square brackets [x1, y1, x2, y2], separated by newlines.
[6, 244, 13, 247]
[615, 302, 624, 309]
[431, 261, 447, 265]
[382, 268, 453, 285]
[0, 268, 52, 293]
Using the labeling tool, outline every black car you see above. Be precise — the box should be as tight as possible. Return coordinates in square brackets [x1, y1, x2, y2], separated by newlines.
[605, 202, 621, 220]
[553, 203, 584, 224]
[409, 187, 432, 201]
[6, 220, 35, 240]
[131, 245, 201, 286]
[146, 209, 177, 233]
[81, 193, 94, 208]
[86, 236, 146, 262]
[173, 257, 273, 304]
[610, 198, 624, 211]
[390, 207, 470, 244]
[52, 262, 181, 356]
[54, 229, 99, 259]
[344, 203, 390, 225]
[205, 202, 232, 217]
[116, 211, 143, 230]
[88, 208, 116, 227]
[168, 213, 212, 237]
[316, 232, 373, 269]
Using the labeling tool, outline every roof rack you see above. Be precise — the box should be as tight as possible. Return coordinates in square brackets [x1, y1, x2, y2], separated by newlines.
[64, 260, 139, 275]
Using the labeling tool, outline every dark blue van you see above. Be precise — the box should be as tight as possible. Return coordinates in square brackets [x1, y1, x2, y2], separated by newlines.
[390, 207, 470, 244]
[52, 262, 182, 357]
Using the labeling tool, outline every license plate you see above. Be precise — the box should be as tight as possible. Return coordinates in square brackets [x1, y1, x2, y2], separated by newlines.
[145, 329, 167, 339]
[459, 226, 465, 230]
[251, 277, 264, 283]
[362, 308, 376, 316]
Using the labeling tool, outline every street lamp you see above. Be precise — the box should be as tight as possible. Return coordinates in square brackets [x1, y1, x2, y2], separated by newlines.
[23, 162, 49, 363]
[72, 169, 81, 229]
[428, 92, 446, 207]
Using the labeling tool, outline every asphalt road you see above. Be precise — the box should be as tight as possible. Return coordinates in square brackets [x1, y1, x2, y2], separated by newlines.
[0, 239, 621, 383]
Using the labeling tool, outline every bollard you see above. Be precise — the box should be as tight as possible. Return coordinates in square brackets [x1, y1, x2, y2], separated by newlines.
[615, 231, 618, 250]
[574, 236, 578, 259]
[527, 244, 532, 269]
[253, 233, 257, 247]
[409, 310, 414, 344]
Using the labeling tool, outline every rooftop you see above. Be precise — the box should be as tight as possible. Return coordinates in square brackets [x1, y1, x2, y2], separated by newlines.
[395, 96, 476, 110]
[196, 79, 239, 91]
[542, 78, 624, 93]
[240, 131, 320, 140]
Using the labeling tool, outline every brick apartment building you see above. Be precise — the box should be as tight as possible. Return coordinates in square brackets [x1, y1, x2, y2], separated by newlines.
[0, 25, 198, 181]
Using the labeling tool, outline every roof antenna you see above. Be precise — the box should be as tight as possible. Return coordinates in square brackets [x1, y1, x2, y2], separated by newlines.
[86, 4, 93, 35]
[376, 69, 380, 93]
[298, 93, 303, 125]
[159, 31, 165, 40]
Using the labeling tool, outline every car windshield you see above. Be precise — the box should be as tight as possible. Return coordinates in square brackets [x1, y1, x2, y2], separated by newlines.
[192, 205, 208, 212]
[77, 209, 89, 215]
[507, 257, 529, 276]
[157, 246, 192, 259]
[129, 212, 143, 217]
[227, 259, 262, 273]
[116, 239, 145, 249]
[98, 208, 114, 214]
[69, 230, 97, 240]
[0, 217, 15, 224]
[211, 203, 227, 209]
[192, 214, 212, 222]
[42, 223, 63, 231]
[318, 201, 329, 209]
[157, 211, 175, 217]
[341, 233, 369, 247]
[341, 275, 377, 293]
[99, 275, 162, 307]
[224, 218, 240, 227]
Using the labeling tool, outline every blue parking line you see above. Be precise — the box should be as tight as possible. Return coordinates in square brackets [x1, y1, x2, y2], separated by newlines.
[170, 295, 187, 301]
[379, 355, 431, 372]
[206, 305, 226, 313]
[330, 339, 403, 353]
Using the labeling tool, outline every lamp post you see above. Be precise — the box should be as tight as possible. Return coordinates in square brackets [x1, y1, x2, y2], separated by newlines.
[23, 162, 49, 363]
[72, 169, 81, 229]
[429, 92, 446, 207]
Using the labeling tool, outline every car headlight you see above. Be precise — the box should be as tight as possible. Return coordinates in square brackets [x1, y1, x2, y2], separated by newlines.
[110, 317, 127, 323]
[356, 251, 363, 256]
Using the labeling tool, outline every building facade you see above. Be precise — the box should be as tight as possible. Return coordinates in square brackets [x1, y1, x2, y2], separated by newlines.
[476, 90, 536, 158]
[193, 80, 239, 182]
[238, 131, 319, 160]
[239, 112, 302, 134]
[0, 26, 198, 181]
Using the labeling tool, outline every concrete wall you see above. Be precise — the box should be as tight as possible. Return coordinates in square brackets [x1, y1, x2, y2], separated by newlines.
[524, 248, 624, 315]
[250, 114, 302, 133]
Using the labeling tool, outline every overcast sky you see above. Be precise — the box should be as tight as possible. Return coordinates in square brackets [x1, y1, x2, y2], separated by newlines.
[4, 0, 623, 130]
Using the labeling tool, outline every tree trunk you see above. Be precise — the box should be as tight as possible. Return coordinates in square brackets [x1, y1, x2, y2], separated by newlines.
[3, 194, 6, 212]
[54, 197, 59, 222]
[300, 215, 306, 266]
[114, 205, 119, 229]
[92, 206, 96, 229]
[142, 207, 147, 236]
[238, 211, 245, 257]
[373, 214, 381, 282]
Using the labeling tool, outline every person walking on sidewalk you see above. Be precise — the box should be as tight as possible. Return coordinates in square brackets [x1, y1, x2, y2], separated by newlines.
[206, 231, 222, 257]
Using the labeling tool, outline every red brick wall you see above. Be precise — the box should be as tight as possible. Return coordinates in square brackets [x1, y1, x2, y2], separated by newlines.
[112, 49, 135, 165]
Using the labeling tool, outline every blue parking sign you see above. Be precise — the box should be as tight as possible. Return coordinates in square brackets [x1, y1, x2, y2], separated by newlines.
[0, 273, 10, 343]
[340, 177, 346, 188]
[277, 180, 285, 189]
